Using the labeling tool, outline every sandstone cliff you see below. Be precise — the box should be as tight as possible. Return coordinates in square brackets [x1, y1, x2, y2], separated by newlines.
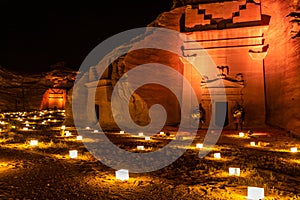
[0, 65, 76, 112]
[109, 0, 300, 134]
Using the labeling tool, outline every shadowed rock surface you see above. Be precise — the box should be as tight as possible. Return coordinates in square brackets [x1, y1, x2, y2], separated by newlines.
[0, 65, 77, 112]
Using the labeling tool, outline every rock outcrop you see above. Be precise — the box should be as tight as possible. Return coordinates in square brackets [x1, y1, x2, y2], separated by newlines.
[261, 0, 300, 136]
[102, 0, 300, 134]
[0, 65, 77, 112]
[145, 0, 300, 135]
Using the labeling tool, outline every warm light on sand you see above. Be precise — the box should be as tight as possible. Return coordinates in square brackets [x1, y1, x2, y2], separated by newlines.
[115, 169, 129, 181]
[65, 131, 71, 137]
[228, 167, 240, 176]
[196, 143, 203, 149]
[69, 150, 78, 158]
[250, 142, 256, 147]
[239, 132, 245, 137]
[30, 140, 38, 146]
[290, 147, 298, 153]
[247, 187, 264, 200]
[23, 127, 29, 131]
[76, 136, 83, 140]
[137, 146, 145, 150]
[138, 132, 144, 137]
[214, 153, 221, 159]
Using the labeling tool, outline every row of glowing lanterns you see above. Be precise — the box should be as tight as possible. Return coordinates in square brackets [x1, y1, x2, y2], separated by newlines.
[7, 110, 65, 119]
[114, 169, 264, 199]
[33, 127, 300, 155]
[26, 137, 270, 200]
[2, 110, 65, 116]
[114, 130, 297, 200]
[1, 110, 66, 131]
[238, 132, 298, 152]
[26, 128, 297, 200]
[29, 126, 82, 160]
[120, 130, 299, 153]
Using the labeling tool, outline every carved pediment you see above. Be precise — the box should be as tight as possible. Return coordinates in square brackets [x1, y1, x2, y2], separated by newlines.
[201, 76, 244, 88]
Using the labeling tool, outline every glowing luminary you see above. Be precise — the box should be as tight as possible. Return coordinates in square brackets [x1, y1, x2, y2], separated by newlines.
[214, 153, 221, 159]
[138, 132, 144, 137]
[145, 136, 151, 141]
[85, 127, 91, 130]
[239, 132, 245, 137]
[196, 143, 203, 149]
[25, 123, 30, 127]
[76, 136, 83, 140]
[247, 187, 264, 200]
[115, 169, 129, 181]
[48, 119, 50, 121]
[137, 146, 145, 150]
[30, 140, 38, 146]
[250, 142, 256, 147]
[69, 150, 78, 159]
[120, 131, 125, 134]
[61, 125, 66, 130]
[93, 130, 99, 133]
[23, 127, 29, 131]
[229, 167, 240, 176]
[160, 131, 164, 135]
[290, 147, 298, 153]
[11, 126, 16, 129]
[65, 131, 72, 137]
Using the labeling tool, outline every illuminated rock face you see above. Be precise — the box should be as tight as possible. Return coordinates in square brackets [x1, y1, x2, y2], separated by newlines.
[40, 88, 67, 110]
[168, 0, 300, 133]
[180, 0, 270, 129]
[85, 0, 299, 133]
[261, 0, 300, 135]
[0, 66, 76, 112]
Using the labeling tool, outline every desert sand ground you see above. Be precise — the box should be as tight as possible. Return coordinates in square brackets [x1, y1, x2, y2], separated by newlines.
[0, 112, 299, 199]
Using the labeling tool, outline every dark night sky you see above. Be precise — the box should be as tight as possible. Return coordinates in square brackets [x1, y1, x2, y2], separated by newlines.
[0, 1, 174, 73]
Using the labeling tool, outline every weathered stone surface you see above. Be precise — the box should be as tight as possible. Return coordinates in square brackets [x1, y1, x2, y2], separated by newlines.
[0, 65, 76, 112]
[118, 0, 299, 134]
[261, 0, 300, 136]
[145, 0, 300, 135]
